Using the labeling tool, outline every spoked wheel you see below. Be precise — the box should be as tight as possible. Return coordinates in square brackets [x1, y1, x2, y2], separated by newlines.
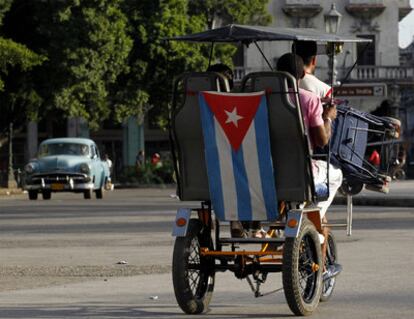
[283, 219, 323, 316]
[320, 231, 338, 302]
[172, 219, 215, 314]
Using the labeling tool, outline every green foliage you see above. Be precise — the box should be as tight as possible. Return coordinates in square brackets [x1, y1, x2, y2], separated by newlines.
[1, 0, 271, 133]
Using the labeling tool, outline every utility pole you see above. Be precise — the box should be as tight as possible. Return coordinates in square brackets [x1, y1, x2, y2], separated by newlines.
[7, 122, 17, 189]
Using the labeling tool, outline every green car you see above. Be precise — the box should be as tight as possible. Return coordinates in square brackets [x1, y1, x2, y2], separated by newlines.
[24, 138, 111, 200]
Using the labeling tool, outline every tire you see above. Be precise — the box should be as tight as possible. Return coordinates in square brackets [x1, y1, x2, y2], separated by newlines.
[83, 189, 92, 199]
[42, 191, 51, 200]
[172, 219, 215, 314]
[28, 190, 38, 200]
[320, 231, 338, 302]
[95, 187, 103, 199]
[283, 218, 323, 316]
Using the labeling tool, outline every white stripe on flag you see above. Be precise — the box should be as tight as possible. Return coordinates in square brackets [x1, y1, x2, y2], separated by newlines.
[242, 121, 267, 220]
[215, 120, 238, 220]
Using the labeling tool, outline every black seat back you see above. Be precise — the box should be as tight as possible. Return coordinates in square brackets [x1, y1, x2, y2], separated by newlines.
[241, 71, 314, 202]
[171, 72, 230, 201]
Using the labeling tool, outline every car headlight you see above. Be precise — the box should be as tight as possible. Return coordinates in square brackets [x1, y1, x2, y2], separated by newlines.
[25, 163, 35, 174]
[79, 163, 90, 174]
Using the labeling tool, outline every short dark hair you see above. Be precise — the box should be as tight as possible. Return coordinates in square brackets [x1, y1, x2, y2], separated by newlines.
[207, 63, 234, 89]
[276, 53, 304, 80]
[292, 41, 317, 65]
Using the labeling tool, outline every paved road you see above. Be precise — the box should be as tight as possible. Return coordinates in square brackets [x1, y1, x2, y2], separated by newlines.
[0, 189, 413, 318]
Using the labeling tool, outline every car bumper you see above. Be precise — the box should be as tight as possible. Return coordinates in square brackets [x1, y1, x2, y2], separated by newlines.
[24, 174, 94, 192]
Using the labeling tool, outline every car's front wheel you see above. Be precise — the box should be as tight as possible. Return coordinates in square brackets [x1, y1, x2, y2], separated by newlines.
[42, 191, 51, 200]
[84, 189, 92, 199]
[28, 190, 38, 200]
[95, 186, 103, 199]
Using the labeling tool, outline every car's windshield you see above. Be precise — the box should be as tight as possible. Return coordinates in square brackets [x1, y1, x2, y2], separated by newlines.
[38, 143, 90, 158]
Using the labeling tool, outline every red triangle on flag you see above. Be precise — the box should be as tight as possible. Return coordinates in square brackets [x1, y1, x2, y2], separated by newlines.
[202, 92, 263, 151]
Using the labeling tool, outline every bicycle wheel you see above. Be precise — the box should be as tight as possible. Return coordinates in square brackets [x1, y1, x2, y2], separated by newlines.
[320, 231, 338, 302]
[283, 218, 323, 316]
[172, 219, 215, 314]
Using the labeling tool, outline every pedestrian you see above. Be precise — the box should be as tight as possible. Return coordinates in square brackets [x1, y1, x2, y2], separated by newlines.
[136, 149, 145, 174]
[103, 153, 113, 175]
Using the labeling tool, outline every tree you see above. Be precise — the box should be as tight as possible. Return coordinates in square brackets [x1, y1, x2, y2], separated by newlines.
[3, 0, 132, 131]
[0, 0, 44, 140]
[120, 0, 271, 128]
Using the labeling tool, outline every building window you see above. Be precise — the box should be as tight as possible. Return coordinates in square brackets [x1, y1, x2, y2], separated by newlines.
[357, 34, 376, 65]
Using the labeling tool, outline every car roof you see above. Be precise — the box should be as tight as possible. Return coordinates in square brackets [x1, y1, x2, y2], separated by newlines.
[40, 138, 95, 146]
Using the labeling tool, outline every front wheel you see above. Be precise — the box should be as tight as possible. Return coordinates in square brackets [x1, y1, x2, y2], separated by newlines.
[320, 231, 338, 302]
[42, 191, 51, 200]
[83, 189, 92, 199]
[172, 219, 215, 314]
[95, 187, 104, 199]
[28, 190, 38, 200]
[283, 218, 323, 316]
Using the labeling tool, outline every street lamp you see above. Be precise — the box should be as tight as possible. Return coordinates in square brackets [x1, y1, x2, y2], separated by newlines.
[325, 3, 342, 34]
[325, 3, 342, 87]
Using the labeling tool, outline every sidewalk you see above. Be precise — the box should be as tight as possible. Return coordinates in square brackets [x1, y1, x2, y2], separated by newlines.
[0, 187, 23, 196]
[333, 179, 414, 207]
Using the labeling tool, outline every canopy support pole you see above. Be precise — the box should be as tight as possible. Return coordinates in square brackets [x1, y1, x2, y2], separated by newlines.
[254, 41, 273, 71]
[346, 194, 353, 236]
[208, 42, 214, 68]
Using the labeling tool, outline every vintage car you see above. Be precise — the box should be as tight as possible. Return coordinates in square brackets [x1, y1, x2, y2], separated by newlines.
[24, 138, 111, 200]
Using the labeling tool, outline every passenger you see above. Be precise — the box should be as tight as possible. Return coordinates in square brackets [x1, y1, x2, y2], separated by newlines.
[206, 63, 234, 92]
[277, 53, 342, 277]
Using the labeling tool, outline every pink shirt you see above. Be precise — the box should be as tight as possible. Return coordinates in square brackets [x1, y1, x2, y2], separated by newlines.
[298, 88, 324, 129]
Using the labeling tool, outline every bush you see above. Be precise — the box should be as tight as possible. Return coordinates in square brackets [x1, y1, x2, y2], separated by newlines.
[116, 159, 175, 185]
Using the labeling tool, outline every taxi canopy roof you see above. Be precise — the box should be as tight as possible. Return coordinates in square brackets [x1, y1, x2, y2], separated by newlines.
[169, 24, 371, 44]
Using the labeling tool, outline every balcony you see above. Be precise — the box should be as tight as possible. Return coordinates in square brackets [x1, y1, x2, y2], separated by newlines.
[233, 66, 414, 85]
[346, 0, 386, 20]
[346, 65, 414, 83]
[282, 0, 323, 19]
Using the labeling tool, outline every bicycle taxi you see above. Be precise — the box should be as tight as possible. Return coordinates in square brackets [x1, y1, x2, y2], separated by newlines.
[167, 25, 396, 316]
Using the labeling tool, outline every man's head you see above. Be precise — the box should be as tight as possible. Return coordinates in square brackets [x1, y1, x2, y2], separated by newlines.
[276, 53, 305, 80]
[207, 63, 234, 89]
[292, 41, 318, 71]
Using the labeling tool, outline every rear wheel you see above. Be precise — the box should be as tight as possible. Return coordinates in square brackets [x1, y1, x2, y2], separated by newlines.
[42, 191, 51, 200]
[172, 219, 215, 314]
[28, 190, 38, 200]
[83, 189, 92, 199]
[320, 231, 338, 302]
[283, 218, 323, 316]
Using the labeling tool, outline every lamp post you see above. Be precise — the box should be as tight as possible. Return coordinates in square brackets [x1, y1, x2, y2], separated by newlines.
[325, 3, 342, 87]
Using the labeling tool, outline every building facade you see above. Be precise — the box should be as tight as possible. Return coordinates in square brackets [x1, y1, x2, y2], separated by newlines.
[233, 0, 414, 176]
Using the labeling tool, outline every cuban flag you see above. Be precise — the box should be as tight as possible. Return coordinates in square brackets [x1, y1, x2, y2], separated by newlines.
[199, 91, 278, 221]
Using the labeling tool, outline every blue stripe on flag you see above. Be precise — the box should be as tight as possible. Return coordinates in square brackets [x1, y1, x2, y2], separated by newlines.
[198, 94, 225, 220]
[254, 96, 278, 220]
[231, 146, 252, 220]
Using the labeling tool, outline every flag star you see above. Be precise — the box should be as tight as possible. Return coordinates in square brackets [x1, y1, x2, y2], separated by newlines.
[225, 107, 243, 127]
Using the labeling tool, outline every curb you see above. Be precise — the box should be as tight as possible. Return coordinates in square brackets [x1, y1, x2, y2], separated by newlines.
[333, 196, 414, 207]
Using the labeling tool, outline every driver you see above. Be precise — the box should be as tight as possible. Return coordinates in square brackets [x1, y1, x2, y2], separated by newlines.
[292, 41, 332, 102]
[277, 53, 342, 279]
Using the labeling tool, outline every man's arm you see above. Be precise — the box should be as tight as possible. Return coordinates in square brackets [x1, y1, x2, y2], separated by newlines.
[309, 105, 337, 148]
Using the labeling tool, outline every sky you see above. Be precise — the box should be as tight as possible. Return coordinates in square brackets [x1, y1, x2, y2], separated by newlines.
[399, 0, 414, 48]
